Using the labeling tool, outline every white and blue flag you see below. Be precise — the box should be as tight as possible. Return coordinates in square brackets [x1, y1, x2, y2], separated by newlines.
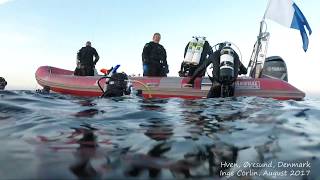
[264, 0, 312, 52]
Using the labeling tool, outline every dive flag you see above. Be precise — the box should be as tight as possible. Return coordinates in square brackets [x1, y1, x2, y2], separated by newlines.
[264, 0, 312, 52]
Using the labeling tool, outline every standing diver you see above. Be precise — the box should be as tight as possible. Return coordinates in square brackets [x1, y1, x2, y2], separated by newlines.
[142, 33, 169, 77]
[74, 41, 100, 76]
[187, 42, 247, 98]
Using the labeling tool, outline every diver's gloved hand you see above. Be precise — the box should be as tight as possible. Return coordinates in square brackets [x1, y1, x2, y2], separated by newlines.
[238, 66, 248, 75]
[143, 58, 149, 64]
[243, 68, 248, 75]
[164, 65, 169, 74]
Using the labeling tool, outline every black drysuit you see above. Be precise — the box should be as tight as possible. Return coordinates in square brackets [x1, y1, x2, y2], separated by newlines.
[75, 46, 99, 76]
[142, 42, 168, 77]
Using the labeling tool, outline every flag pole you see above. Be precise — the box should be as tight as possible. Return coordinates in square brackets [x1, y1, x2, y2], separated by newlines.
[248, 20, 265, 77]
[248, 0, 270, 78]
[262, 0, 271, 20]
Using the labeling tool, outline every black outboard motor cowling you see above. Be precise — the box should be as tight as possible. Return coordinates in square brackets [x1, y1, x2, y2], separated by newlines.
[102, 72, 131, 97]
[261, 56, 288, 82]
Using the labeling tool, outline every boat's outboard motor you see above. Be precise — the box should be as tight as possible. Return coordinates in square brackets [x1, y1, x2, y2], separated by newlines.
[219, 43, 236, 85]
[0, 77, 7, 90]
[102, 72, 131, 97]
[260, 56, 288, 81]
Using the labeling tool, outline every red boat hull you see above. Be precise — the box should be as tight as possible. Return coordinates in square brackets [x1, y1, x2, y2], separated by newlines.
[35, 66, 305, 100]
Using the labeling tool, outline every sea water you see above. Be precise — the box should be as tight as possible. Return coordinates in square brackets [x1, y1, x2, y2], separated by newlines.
[0, 90, 319, 179]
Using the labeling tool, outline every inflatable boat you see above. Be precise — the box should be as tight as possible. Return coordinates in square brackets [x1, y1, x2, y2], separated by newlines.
[35, 66, 305, 100]
[35, 21, 307, 100]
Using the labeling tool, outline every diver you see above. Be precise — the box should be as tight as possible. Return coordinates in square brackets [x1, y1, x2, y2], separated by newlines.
[35, 86, 50, 94]
[74, 41, 100, 76]
[187, 42, 247, 98]
[142, 33, 169, 77]
[101, 72, 131, 97]
[0, 77, 7, 90]
[179, 36, 213, 77]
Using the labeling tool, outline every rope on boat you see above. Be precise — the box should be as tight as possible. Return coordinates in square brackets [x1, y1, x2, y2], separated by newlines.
[97, 76, 153, 98]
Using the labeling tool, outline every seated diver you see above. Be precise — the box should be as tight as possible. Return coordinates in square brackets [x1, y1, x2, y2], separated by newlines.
[187, 42, 247, 98]
[178, 36, 213, 77]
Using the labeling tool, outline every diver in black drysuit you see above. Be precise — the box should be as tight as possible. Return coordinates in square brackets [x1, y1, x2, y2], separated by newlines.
[142, 33, 169, 77]
[142, 41, 168, 77]
[75, 41, 100, 76]
[187, 44, 247, 98]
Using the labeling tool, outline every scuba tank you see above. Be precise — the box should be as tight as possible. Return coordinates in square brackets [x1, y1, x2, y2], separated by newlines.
[207, 42, 242, 98]
[179, 36, 207, 77]
[183, 37, 197, 64]
[191, 37, 205, 65]
[219, 43, 235, 85]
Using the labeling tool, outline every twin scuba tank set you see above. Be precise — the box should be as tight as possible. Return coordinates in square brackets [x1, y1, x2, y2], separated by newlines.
[97, 65, 132, 98]
[180, 36, 206, 77]
[183, 36, 206, 65]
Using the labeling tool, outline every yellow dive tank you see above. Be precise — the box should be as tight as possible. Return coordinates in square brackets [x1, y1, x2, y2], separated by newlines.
[191, 37, 205, 65]
[183, 37, 198, 64]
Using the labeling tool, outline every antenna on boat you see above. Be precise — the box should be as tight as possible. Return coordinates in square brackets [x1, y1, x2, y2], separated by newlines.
[247, 19, 270, 78]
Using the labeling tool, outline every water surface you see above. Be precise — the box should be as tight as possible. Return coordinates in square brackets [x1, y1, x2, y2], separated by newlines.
[0, 90, 319, 179]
